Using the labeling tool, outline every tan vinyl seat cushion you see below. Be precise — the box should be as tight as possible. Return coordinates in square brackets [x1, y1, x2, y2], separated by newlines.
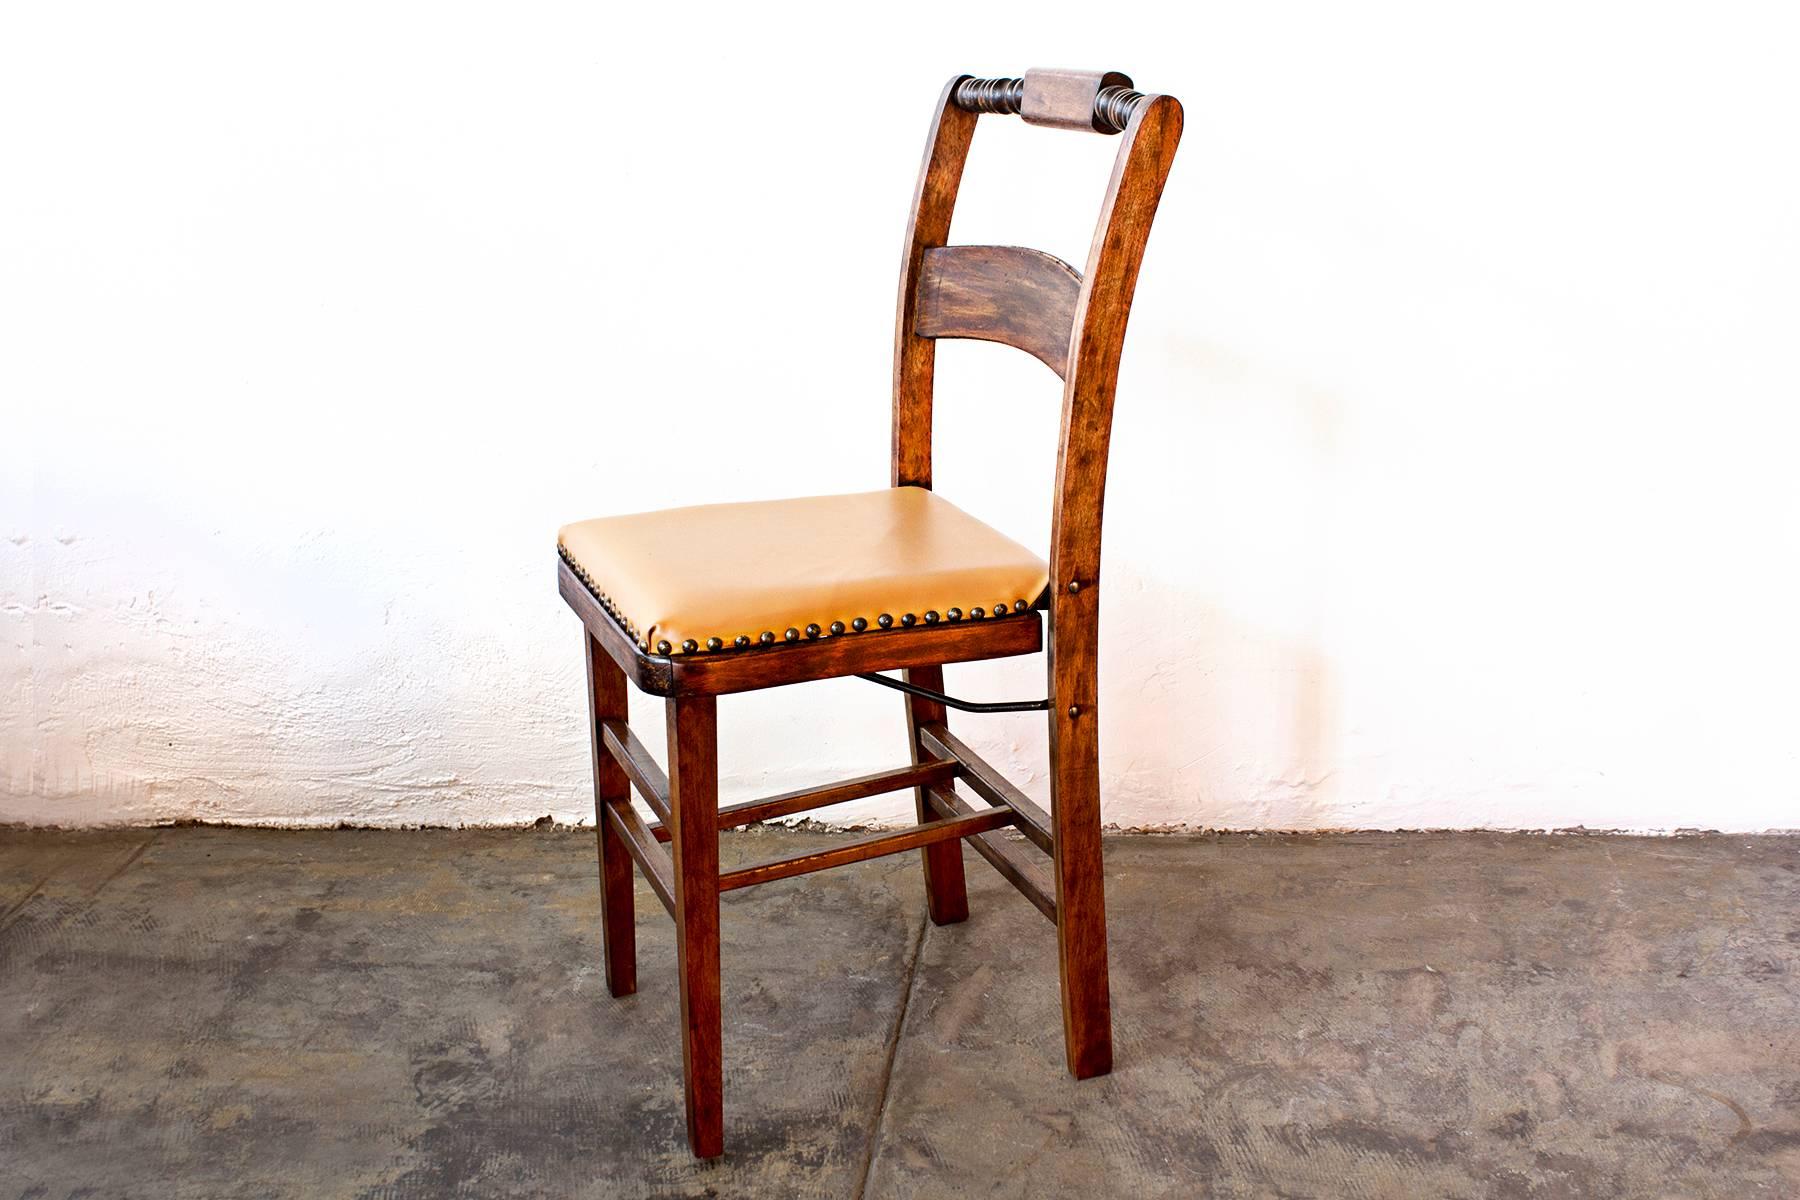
[558, 486, 1048, 654]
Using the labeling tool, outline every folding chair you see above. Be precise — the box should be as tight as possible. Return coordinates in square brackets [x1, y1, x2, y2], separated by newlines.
[556, 68, 1182, 1157]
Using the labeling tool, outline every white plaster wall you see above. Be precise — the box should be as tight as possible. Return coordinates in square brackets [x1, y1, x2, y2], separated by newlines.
[5, 3, 1799, 831]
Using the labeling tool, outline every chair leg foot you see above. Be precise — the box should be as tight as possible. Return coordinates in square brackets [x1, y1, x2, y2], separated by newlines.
[668, 694, 724, 1158]
[585, 632, 636, 996]
[1050, 681, 1113, 1079]
[598, 812, 638, 998]
[904, 665, 969, 925]
[1056, 869, 1114, 1077]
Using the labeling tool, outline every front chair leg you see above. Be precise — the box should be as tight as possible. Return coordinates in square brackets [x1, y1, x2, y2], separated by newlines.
[585, 632, 636, 996]
[667, 694, 724, 1158]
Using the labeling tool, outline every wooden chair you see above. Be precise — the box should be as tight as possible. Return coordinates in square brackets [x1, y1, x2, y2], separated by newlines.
[556, 68, 1182, 1158]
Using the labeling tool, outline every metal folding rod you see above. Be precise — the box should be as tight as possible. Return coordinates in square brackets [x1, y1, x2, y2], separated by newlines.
[856, 671, 1050, 714]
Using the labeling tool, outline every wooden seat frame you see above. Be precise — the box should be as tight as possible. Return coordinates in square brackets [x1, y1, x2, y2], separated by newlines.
[558, 69, 1182, 1158]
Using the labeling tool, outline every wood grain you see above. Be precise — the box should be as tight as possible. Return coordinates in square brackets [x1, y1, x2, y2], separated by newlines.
[902, 664, 968, 924]
[926, 786, 1057, 921]
[666, 694, 723, 1158]
[600, 718, 670, 825]
[1047, 93, 1185, 1080]
[665, 606, 1042, 696]
[559, 560, 671, 693]
[586, 632, 636, 995]
[718, 806, 1014, 892]
[915, 245, 1082, 377]
[603, 796, 676, 916]
[920, 722, 1054, 854]
[893, 77, 977, 490]
[646, 760, 959, 842]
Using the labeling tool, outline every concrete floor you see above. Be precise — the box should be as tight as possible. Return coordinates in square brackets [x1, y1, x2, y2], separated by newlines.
[1, 827, 1797, 1199]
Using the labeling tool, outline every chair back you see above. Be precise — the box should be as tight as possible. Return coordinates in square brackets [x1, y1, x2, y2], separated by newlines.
[891, 68, 1183, 681]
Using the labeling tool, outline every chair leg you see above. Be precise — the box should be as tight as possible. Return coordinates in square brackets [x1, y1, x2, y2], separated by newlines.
[1048, 675, 1114, 1079]
[903, 664, 969, 925]
[585, 632, 636, 996]
[666, 694, 724, 1159]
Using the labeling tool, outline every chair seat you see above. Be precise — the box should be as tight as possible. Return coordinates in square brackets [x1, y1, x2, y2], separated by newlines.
[558, 486, 1048, 656]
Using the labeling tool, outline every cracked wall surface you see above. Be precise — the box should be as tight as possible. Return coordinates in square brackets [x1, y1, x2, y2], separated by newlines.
[5, 5, 1800, 831]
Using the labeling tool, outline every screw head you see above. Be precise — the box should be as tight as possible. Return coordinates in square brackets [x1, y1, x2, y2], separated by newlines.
[1068, 580, 1081, 593]
[1067, 704, 1080, 719]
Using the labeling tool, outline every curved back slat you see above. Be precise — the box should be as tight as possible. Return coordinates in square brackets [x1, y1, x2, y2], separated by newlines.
[914, 245, 1083, 378]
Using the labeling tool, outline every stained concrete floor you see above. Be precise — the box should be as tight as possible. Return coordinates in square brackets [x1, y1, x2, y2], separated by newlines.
[1, 827, 1797, 1199]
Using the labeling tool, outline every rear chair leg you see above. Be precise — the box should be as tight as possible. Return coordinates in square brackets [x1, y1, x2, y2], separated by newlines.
[585, 632, 636, 996]
[1049, 683, 1113, 1078]
[904, 664, 969, 925]
[667, 694, 724, 1158]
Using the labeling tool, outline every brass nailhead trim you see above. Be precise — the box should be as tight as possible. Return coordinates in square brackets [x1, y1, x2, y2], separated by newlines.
[565, 540, 1037, 660]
